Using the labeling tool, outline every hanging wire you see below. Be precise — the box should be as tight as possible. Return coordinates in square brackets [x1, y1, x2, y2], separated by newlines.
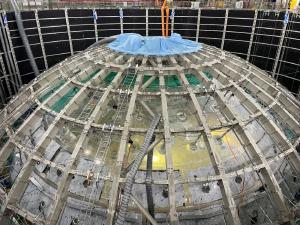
[232, 127, 278, 219]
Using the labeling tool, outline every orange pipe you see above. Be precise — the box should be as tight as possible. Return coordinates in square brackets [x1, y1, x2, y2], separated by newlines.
[162, 0, 167, 10]
[165, 6, 169, 37]
[161, 0, 169, 37]
[161, 7, 165, 36]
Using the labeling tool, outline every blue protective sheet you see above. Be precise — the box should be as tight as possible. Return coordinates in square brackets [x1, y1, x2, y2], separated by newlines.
[107, 33, 202, 56]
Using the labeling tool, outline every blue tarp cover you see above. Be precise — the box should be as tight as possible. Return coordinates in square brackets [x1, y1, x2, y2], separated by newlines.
[107, 33, 202, 56]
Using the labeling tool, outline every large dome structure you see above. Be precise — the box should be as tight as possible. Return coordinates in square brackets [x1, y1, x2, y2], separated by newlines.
[0, 34, 299, 225]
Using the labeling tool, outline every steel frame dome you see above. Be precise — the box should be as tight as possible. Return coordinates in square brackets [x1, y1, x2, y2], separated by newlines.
[0, 38, 299, 225]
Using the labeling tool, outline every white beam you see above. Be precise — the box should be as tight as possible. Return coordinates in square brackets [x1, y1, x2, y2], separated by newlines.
[35, 9, 48, 70]
[107, 70, 143, 224]
[221, 9, 228, 51]
[65, 9, 73, 56]
[247, 10, 258, 62]
[158, 57, 179, 225]
[176, 68, 241, 225]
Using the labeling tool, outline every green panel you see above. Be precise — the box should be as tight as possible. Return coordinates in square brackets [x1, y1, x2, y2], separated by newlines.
[203, 71, 213, 80]
[143, 75, 159, 91]
[185, 74, 201, 85]
[104, 71, 118, 84]
[39, 80, 66, 103]
[12, 104, 38, 130]
[142, 75, 151, 84]
[0, 132, 8, 149]
[122, 74, 136, 87]
[80, 68, 101, 84]
[285, 128, 297, 140]
[165, 75, 181, 88]
[269, 109, 297, 141]
[51, 87, 80, 113]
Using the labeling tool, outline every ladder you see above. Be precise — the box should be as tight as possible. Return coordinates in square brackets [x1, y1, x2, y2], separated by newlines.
[78, 128, 113, 222]
[79, 65, 140, 223]
[77, 90, 102, 121]
[114, 93, 128, 125]
[95, 131, 111, 161]
[113, 67, 137, 125]
[122, 71, 136, 88]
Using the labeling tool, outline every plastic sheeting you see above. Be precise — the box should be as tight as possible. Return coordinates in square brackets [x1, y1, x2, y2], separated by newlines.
[107, 33, 202, 56]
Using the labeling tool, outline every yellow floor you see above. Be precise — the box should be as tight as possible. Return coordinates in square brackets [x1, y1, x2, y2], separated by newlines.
[127, 129, 240, 171]
[126, 129, 242, 206]
[80, 125, 242, 205]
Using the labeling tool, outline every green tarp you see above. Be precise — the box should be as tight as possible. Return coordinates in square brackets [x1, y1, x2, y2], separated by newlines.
[142, 74, 201, 91]
[203, 71, 213, 80]
[12, 104, 38, 130]
[104, 71, 118, 84]
[186, 74, 201, 85]
[165, 75, 181, 88]
[143, 75, 159, 91]
[51, 87, 80, 113]
[39, 80, 66, 103]
[80, 68, 101, 84]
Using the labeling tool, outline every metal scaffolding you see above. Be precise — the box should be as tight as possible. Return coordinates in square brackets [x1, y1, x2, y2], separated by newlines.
[0, 37, 299, 225]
